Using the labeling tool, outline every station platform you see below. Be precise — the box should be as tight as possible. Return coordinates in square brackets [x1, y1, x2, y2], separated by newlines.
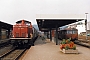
[22, 37, 90, 60]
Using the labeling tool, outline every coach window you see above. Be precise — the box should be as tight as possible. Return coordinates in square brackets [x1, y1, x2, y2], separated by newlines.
[67, 30, 72, 34]
[69, 30, 72, 34]
[74, 30, 77, 34]
[73, 31, 75, 34]
[67, 31, 69, 34]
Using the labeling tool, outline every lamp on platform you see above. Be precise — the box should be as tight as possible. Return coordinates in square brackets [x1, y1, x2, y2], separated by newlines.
[85, 13, 88, 40]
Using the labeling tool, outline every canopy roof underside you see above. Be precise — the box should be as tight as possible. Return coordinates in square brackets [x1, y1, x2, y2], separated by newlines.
[36, 14, 86, 32]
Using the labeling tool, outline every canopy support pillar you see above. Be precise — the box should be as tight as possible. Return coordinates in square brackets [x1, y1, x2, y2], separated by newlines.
[50, 29, 52, 41]
[0, 28, 1, 40]
[56, 26, 58, 45]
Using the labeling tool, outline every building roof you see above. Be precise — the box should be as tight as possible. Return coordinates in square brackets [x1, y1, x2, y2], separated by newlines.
[0, 21, 13, 30]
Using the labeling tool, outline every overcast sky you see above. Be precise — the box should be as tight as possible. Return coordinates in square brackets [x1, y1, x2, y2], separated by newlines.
[0, 0, 90, 25]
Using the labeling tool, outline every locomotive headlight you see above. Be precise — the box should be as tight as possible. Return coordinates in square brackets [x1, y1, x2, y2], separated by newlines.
[13, 35, 14, 37]
[26, 34, 28, 37]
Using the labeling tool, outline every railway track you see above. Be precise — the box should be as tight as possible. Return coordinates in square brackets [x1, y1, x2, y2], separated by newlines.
[0, 40, 10, 48]
[0, 49, 26, 60]
[74, 40, 90, 48]
[0, 45, 15, 59]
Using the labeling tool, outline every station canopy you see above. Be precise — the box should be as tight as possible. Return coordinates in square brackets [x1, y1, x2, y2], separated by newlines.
[36, 14, 86, 32]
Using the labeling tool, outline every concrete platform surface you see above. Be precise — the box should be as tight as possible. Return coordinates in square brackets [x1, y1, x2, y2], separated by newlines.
[22, 38, 90, 60]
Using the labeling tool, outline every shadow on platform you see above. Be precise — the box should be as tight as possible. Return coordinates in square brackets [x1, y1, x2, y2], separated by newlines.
[34, 37, 47, 45]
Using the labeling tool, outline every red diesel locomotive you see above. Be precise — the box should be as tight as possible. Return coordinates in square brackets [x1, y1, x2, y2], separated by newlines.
[10, 20, 38, 48]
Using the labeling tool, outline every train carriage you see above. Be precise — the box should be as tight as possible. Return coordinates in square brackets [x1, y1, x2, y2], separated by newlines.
[58, 28, 78, 41]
